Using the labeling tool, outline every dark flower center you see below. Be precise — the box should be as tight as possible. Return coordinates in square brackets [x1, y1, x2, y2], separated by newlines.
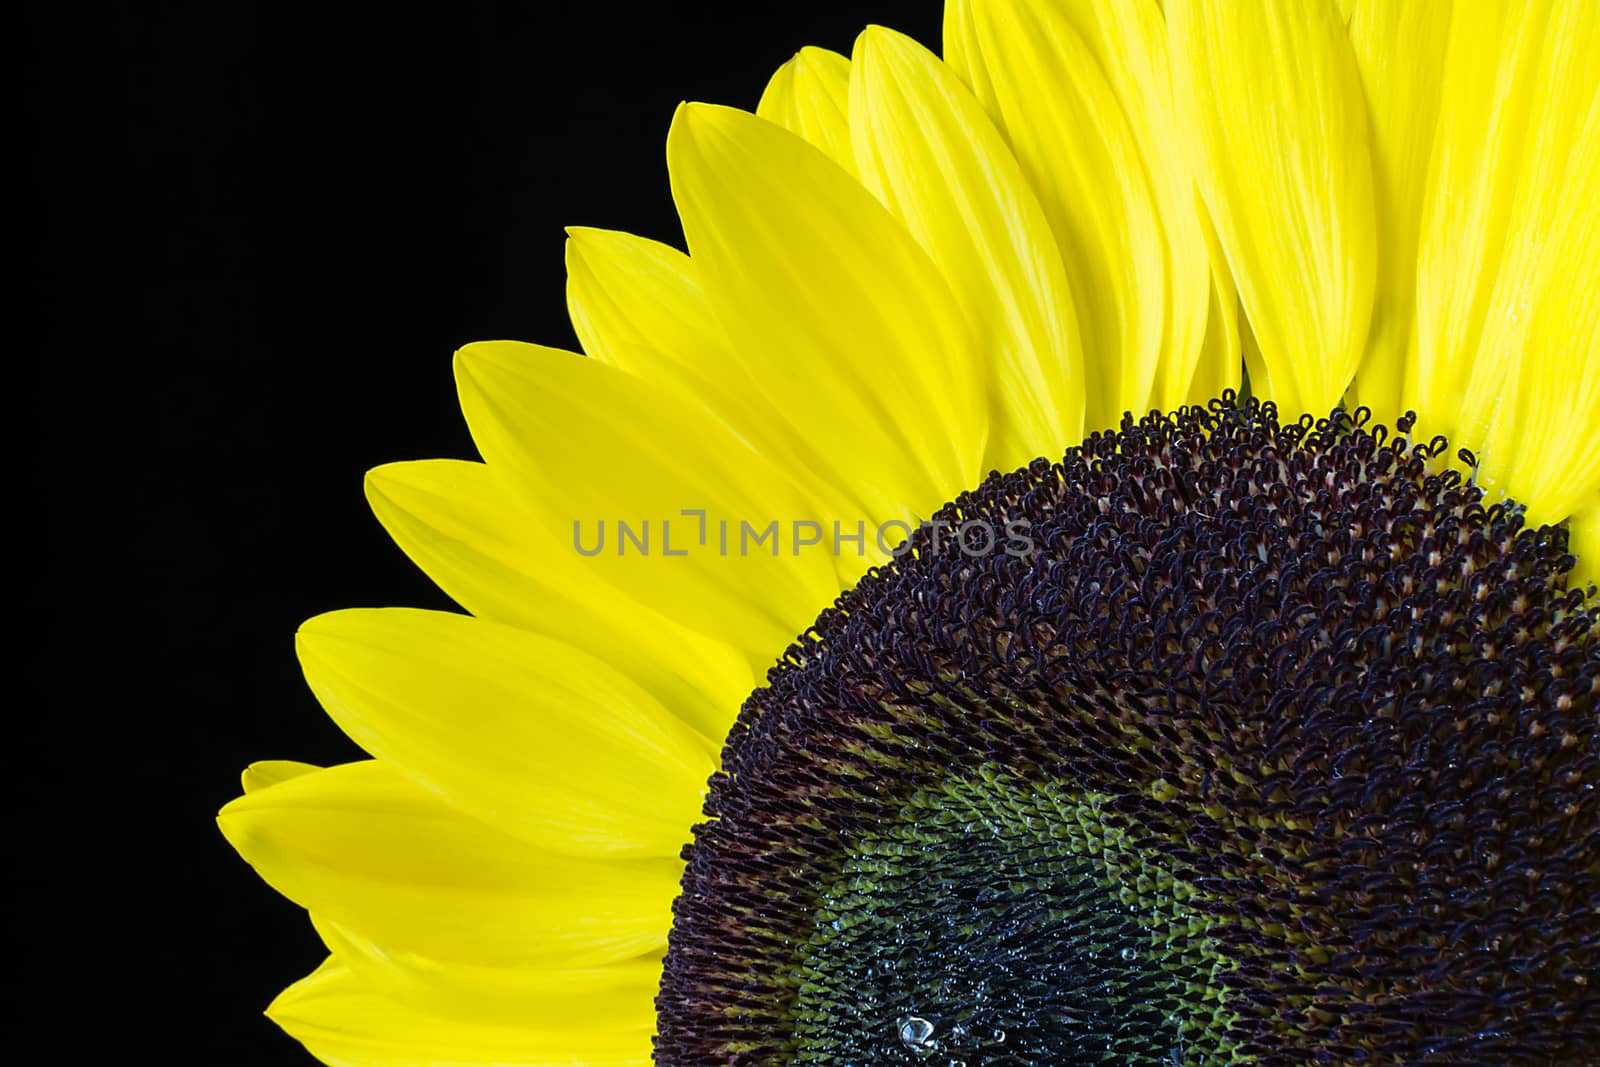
[784, 778, 1239, 1065]
[656, 396, 1600, 1065]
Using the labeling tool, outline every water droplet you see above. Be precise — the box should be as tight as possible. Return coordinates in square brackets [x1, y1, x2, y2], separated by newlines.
[991, 1028, 1007, 1045]
[899, 1016, 936, 1050]
[1120, 946, 1140, 961]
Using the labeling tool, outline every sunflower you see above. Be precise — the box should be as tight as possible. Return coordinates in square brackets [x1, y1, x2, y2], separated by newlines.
[219, 1, 1599, 1064]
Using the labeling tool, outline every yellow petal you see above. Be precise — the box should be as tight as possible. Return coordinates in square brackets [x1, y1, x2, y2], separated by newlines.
[1484, 102, 1599, 524]
[1169, 0, 1377, 419]
[667, 102, 983, 521]
[295, 608, 716, 859]
[1339, 0, 1455, 424]
[1191, 192, 1243, 406]
[269, 958, 651, 1067]
[454, 340, 842, 659]
[1413, 2, 1598, 524]
[562, 227, 861, 542]
[945, 0, 1227, 423]
[242, 759, 320, 794]
[849, 25, 1082, 473]
[564, 227, 722, 380]
[315, 917, 660, 1032]
[564, 226, 762, 436]
[365, 458, 753, 742]
[756, 47, 856, 176]
[219, 761, 680, 969]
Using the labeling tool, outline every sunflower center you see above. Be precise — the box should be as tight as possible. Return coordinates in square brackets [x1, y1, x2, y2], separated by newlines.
[786, 779, 1233, 1065]
[656, 396, 1600, 1065]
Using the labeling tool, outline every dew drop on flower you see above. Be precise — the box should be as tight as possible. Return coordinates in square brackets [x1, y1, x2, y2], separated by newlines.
[897, 1016, 935, 1050]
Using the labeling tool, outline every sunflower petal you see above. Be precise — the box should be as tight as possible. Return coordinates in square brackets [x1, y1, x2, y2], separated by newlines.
[1192, 193, 1243, 405]
[314, 917, 660, 1032]
[562, 228, 865, 540]
[849, 25, 1082, 473]
[242, 759, 320, 794]
[294, 608, 716, 858]
[667, 101, 983, 521]
[219, 762, 680, 969]
[454, 340, 842, 658]
[1169, 0, 1376, 419]
[563, 225, 771, 443]
[1486, 105, 1599, 524]
[269, 958, 651, 1067]
[1339, 0, 1454, 423]
[945, 0, 1227, 423]
[563, 226, 728, 385]
[1413, 2, 1599, 523]
[756, 46, 856, 175]
[365, 458, 753, 741]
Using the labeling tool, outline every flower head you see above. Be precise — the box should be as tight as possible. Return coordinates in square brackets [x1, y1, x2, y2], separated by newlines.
[221, 2, 1599, 1064]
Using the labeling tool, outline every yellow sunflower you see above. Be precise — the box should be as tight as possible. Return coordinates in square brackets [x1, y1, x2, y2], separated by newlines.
[220, 1, 1600, 1064]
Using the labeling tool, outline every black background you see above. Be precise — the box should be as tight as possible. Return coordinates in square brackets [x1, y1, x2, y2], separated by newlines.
[52, 2, 938, 1063]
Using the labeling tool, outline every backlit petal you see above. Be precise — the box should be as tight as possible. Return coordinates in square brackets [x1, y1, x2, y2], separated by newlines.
[242, 759, 320, 794]
[850, 25, 1082, 473]
[1339, 0, 1454, 423]
[295, 608, 716, 858]
[756, 47, 856, 175]
[945, 0, 1230, 423]
[220, 762, 680, 968]
[667, 102, 984, 522]
[365, 458, 753, 741]
[1170, 0, 1377, 419]
[1412, 2, 1599, 523]
[455, 340, 841, 658]
[269, 958, 651, 1067]
[315, 917, 660, 1032]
